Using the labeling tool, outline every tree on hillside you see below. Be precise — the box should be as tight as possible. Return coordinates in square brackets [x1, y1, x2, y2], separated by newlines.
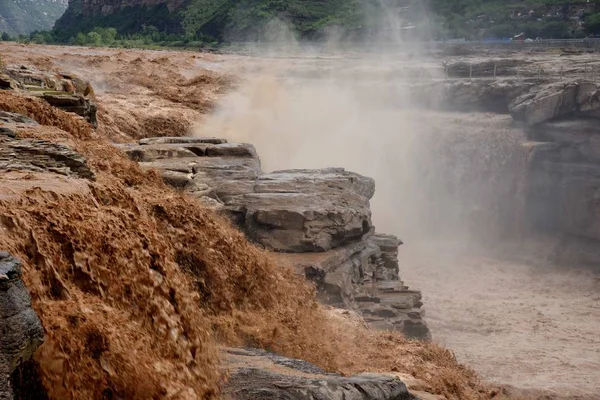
[97, 27, 117, 45]
[86, 31, 103, 46]
[585, 12, 600, 35]
[539, 21, 571, 38]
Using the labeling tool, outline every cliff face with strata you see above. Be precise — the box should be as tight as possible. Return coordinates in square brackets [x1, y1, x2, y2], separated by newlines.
[0, 0, 67, 35]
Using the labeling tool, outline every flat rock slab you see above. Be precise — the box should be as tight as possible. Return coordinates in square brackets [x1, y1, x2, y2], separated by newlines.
[0, 135, 95, 180]
[510, 80, 600, 125]
[127, 139, 376, 252]
[222, 348, 416, 400]
[244, 168, 375, 252]
[138, 136, 227, 145]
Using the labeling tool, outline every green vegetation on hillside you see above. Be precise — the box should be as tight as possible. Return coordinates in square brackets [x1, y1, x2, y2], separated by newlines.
[53, 0, 433, 43]
[0, 0, 67, 36]
[431, 0, 600, 39]
[21, 0, 600, 45]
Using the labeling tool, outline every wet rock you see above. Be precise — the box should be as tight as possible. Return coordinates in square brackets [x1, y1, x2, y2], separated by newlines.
[223, 348, 416, 400]
[126, 144, 202, 162]
[138, 136, 226, 145]
[0, 75, 18, 90]
[273, 242, 430, 340]
[0, 252, 44, 400]
[3, 65, 98, 128]
[370, 234, 402, 281]
[37, 93, 97, 128]
[244, 168, 374, 252]
[124, 137, 430, 340]
[358, 281, 430, 341]
[0, 128, 16, 139]
[273, 240, 373, 306]
[132, 138, 262, 219]
[0, 111, 38, 126]
[0, 134, 95, 180]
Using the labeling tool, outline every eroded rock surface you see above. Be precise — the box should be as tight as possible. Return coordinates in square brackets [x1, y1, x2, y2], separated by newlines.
[223, 348, 416, 400]
[510, 81, 600, 125]
[245, 168, 374, 252]
[411, 78, 542, 113]
[1, 65, 97, 127]
[124, 137, 430, 340]
[0, 252, 44, 400]
[0, 135, 95, 180]
[0, 110, 95, 180]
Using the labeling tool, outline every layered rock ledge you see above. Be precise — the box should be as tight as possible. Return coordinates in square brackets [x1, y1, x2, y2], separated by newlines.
[1, 65, 97, 128]
[120, 137, 430, 340]
[222, 348, 416, 400]
[0, 252, 44, 400]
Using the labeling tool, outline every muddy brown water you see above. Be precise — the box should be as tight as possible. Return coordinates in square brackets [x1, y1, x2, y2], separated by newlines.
[401, 241, 600, 398]
[2, 43, 599, 397]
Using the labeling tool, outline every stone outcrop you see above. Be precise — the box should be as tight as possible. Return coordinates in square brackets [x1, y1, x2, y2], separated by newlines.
[222, 348, 416, 400]
[510, 81, 600, 125]
[0, 252, 45, 400]
[1, 65, 97, 128]
[410, 78, 543, 113]
[466, 79, 600, 265]
[411, 75, 600, 267]
[0, 110, 95, 180]
[39, 93, 98, 128]
[245, 168, 374, 252]
[0, 134, 95, 180]
[122, 137, 430, 340]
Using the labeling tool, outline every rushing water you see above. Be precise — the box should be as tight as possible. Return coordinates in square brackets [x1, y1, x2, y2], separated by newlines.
[196, 52, 600, 396]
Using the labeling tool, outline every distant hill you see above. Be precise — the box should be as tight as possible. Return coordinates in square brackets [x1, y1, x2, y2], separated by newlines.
[52, 0, 600, 42]
[53, 0, 431, 41]
[0, 0, 68, 36]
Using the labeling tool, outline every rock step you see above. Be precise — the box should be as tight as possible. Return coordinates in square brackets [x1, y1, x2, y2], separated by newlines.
[125, 142, 258, 161]
[362, 304, 425, 319]
[222, 347, 417, 400]
[139, 136, 227, 145]
[0, 134, 95, 181]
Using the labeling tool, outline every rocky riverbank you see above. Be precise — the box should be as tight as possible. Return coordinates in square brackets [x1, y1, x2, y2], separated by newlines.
[1, 42, 598, 398]
[0, 52, 490, 399]
[119, 137, 431, 340]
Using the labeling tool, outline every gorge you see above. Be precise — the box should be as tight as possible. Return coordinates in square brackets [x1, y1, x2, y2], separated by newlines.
[0, 41, 598, 400]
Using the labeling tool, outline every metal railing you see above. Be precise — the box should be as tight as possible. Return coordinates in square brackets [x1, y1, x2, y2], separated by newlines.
[442, 63, 600, 81]
[436, 37, 600, 48]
